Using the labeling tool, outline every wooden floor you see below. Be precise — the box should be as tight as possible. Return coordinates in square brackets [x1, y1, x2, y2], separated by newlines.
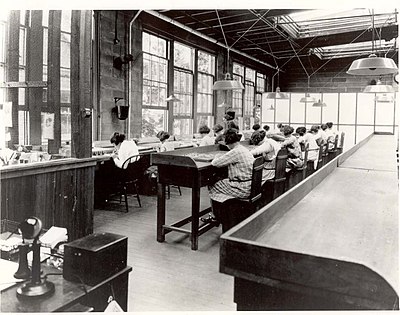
[94, 187, 236, 311]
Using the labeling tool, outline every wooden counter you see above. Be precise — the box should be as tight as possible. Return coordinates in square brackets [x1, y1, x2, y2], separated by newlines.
[1, 158, 97, 240]
[220, 135, 398, 310]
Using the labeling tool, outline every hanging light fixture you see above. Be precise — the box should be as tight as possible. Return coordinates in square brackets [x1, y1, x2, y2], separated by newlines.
[375, 93, 394, 102]
[347, 10, 398, 76]
[212, 73, 244, 90]
[363, 79, 395, 93]
[212, 10, 244, 92]
[312, 99, 327, 107]
[265, 69, 289, 99]
[300, 77, 316, 103]
[166, 94, 181, 102]
[266, 104, 275, 110]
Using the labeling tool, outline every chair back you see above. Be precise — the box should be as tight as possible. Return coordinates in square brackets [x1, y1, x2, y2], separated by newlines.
[249, 156, 264, 203]
[302, 143, 309, 178]
[274, 148, 288, 181]
[333, 134, 339, 150]
[338, 132, 345, 149]
[316, 144, 324, 169]
[121, 155, 142, 181]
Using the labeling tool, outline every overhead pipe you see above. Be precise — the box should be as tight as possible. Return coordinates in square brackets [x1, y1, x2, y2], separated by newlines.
[145, 10, 276, 71]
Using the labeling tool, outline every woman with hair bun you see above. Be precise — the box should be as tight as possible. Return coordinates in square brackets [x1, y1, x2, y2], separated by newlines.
[110, 131, 139, 168]
[208, 128, 255, 204]
[280, 125, 303, 169]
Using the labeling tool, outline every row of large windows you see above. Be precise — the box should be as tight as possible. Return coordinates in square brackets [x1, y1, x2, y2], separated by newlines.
[262, 92, 397, 151]
[141, 32, 266, 137]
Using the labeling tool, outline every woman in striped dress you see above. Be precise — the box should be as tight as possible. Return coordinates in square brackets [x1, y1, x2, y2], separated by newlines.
[208, 129, 255, 203]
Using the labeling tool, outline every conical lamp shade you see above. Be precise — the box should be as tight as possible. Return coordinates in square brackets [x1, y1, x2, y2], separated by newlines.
[166, 94, 181, 102]
[300, 93, 316, 103]
[347, 54, 398, 76]
[312, 99, 327, 107]
[363, 80, 395, 93]
[265, 87, 289, 99]
[212, 73, 244, 91]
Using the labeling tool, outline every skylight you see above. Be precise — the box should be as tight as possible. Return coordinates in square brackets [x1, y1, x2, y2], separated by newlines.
[278, 9, 397, 39]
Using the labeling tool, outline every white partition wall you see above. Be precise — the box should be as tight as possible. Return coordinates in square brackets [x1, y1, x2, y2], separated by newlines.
[261, 92, 397, 151]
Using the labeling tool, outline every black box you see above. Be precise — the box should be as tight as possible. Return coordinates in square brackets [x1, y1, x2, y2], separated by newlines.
[63, 232, 127, 286]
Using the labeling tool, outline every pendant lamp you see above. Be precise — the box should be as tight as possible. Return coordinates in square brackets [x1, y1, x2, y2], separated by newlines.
[300, 77, 316, 103]
[212, 73, 244, 91]
[347, 10, 398, 76]
[363, 79, 395, 93]
[265, 87, 289, 99]
[166, 94, 181, 102]
[300, 93, 316, 103]
[312, 99, 327, 107]
[266, 104, 275, 110]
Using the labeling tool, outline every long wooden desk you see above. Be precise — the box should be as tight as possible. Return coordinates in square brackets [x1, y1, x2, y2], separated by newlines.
[1, 263, 132, 312]
[152, 144, 228, 250]
[220, 135, 398, 310]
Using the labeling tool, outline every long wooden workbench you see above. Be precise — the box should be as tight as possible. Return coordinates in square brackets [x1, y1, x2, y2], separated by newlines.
[220, 134, 398, 310]
[152, 144, 229, 250]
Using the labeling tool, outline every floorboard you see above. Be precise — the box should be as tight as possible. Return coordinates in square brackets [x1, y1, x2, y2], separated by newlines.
[94, 187, 235, 311]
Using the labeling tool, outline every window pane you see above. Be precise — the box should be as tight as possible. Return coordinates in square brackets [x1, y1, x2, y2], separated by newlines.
[174, 42, 193, 70]
[142, 108, 167, 137]
[198, 51, 215, 74]
[173, 118, 193, 136]
[261, 95, 275, 123]
[174, 69, 193, 116]
[61, 107, 71, 141]
[60, 33, 71, 68]
[321, 93, 338, 124]
[274, 99, 290, 124]
[339, 93, 356, 125]
[290, 93, 305, 123]
[197, 72, 213, 114]
[61, 68, 70, 103]
[305, 93, 322, 124]
[357, 93, 374, 125]
[196, 116, 214, 132]
[61, 10, 71, 33]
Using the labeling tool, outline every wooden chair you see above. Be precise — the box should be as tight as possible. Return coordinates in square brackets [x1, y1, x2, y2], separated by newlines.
[336, 132, 345, 156]
[305, 145, 320, 177]
[114, 155, 142, 212]
[261, 148, 288, 204]
[327, 134, 339, 162]
[321, 142, 330, 166]
[213, 156, 264, 233]
[286, 143, 309, 190]
[316, 144, 325, 170]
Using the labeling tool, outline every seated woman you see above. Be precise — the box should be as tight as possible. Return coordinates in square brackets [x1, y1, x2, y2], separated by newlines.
[208, 128, 255, 204]
[280, 125, 303, 170]
[296, 126, 319, 169]
[252, 123, 261, 132]
[156, 131, 173, 152]
[198, 125, 215, 147]
[250, 130, 280, 183]
[213, 124, 224, 144]
[110, 132, 139, 168]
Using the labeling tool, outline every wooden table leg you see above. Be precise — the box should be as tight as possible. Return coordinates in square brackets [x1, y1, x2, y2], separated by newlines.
[157, 182, 166, 242]
[190, 175, 200, 250]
